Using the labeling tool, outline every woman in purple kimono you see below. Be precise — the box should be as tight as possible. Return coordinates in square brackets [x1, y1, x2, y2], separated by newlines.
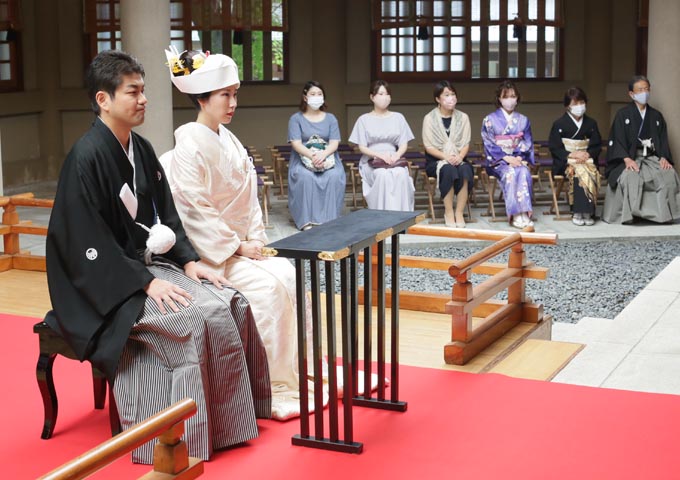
[481, 81, 535, 228]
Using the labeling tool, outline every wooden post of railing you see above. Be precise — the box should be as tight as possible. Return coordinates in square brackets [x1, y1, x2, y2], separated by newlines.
[152, 421, 190, 476]
[0, 197, 9, 270]
[38, 398, 203, 480]
[451, 271, 473, 342]
[2, 197, 19, 256]
[507, 243, 526, 305]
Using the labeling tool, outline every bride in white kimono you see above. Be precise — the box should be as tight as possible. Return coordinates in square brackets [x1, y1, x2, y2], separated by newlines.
[161, 48, 312, 420]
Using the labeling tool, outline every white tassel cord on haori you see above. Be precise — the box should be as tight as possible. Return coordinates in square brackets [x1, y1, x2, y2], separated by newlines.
[136, 219, 176, 264]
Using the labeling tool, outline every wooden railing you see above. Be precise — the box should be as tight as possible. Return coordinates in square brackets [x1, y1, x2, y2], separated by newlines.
[0, 192, 53, 272]
[38, 398, 204, 480]
[2, 192, 556, 367]
[360, 225, 557, 365]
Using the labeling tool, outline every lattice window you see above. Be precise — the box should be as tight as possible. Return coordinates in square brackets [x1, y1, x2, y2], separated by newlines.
[84, 0, 288, 82]
[0, 0, 21, 92]
[85, 0, 121, 53]
[372, 0, 562, 81]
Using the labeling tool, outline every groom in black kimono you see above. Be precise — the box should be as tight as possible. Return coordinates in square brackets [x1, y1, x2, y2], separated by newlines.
[46, 51, 271, 463]
[46, 50, 228, 379]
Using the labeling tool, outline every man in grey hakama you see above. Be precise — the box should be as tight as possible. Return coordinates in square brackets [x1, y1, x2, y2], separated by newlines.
[603, 76, 680, 224]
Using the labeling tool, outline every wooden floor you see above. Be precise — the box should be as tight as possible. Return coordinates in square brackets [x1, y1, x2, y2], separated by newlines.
[1, 269, 581, 379]
[0, 269, 51, 318]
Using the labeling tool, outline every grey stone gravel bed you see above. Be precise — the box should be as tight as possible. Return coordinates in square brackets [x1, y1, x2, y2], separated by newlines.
[301, 239, 680, 324]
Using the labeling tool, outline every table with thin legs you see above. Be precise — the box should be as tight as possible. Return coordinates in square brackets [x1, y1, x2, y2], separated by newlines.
[267, 209, 425, 453]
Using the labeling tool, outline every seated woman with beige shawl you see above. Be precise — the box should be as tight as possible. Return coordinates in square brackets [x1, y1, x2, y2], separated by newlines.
[422, 81, 474, 228]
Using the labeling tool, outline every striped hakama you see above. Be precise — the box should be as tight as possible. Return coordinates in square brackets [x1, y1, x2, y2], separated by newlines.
[113, 261, 271, 464]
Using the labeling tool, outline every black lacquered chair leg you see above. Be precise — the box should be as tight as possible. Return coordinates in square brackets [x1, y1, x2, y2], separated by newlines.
[108, 385, 121, 436]
[37, 352, 58, 439]
[92, 367, 106, 410]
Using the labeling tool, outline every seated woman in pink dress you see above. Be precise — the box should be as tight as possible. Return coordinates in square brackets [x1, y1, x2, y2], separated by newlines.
[481, 80, 535, 228]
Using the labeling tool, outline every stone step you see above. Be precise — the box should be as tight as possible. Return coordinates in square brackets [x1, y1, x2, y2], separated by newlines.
[551, 340, 632, 388]
[487, 338, 584, 381]
[551, 316, 614, 344]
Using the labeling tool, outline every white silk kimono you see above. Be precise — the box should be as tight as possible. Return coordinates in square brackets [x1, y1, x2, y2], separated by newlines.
[162, 122, 312, 420]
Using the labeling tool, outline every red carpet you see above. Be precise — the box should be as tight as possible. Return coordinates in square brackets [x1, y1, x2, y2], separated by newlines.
[3, 312, 680, 479]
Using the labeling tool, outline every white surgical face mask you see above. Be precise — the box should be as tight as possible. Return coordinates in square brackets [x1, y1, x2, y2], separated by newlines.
[632, 91, 649, 105]
[306, 95, 324, 110]
[440, 94, 457, 110]
[500, 97, 517, 112]
[569, 104, 586, 117]
[372, 94, 391, 110]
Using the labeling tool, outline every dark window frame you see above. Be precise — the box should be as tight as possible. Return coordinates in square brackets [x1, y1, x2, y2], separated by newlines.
[371, 0, 564, 83]
[0, 0, 23, 92]
[84, 0, 289, 83]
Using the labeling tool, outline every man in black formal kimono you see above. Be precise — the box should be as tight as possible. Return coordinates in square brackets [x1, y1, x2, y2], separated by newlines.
[46, 50, 270, 464]
[602, 75, 680, 224]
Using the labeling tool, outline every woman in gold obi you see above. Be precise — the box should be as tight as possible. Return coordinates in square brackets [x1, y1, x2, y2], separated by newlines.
[548, 87, 602, 225]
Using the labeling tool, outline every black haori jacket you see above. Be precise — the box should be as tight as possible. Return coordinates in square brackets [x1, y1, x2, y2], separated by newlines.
[605, 102, 673, 185]
[46, 118, 198, 381]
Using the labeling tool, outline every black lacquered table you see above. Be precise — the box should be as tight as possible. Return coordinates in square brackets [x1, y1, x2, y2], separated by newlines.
[267, 209, 425, 453]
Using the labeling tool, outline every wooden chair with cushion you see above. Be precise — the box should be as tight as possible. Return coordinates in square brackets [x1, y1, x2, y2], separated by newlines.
[339, 152, 363, 209]
[543, 169, 570, 219]
[246, 147, 274, 227]
[419, 173, 476, 224]
[35, 310, 120, 439]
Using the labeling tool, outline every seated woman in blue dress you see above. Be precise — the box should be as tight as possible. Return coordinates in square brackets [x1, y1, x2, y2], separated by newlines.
[287, 81, 347, 230]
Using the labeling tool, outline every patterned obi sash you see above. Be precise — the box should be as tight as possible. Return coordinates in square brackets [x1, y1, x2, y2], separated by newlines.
[562, 138, 593, 165]
[494, 132, 524, 155]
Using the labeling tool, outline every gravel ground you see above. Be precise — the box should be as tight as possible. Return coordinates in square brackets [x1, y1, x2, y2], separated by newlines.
[302, 238, 680, 323]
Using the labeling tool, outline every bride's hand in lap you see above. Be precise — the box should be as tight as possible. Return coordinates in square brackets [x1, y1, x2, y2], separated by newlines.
[236, 240, 265, 261]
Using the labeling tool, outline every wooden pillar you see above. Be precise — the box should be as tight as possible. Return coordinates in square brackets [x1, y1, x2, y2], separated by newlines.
[648, 0, 680, 165]
[311, 0, 347, 136]
[35, 0, 62, 180]
[120, 0, 173, 154]
[583, 0, 611, 134]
